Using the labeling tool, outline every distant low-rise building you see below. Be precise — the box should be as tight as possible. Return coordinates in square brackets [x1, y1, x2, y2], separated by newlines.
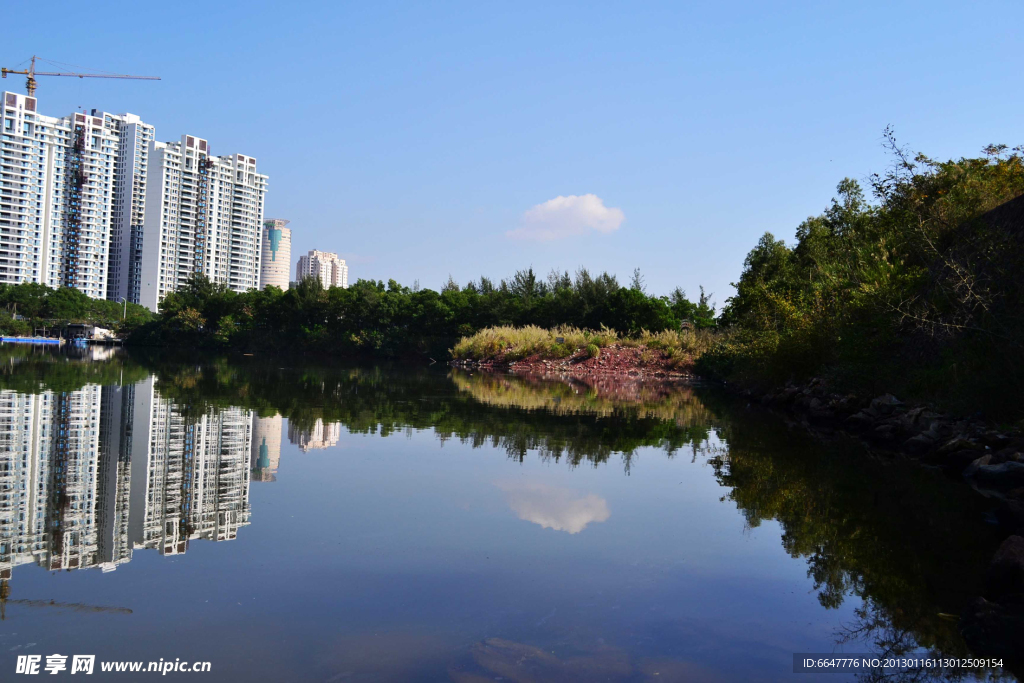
[296, 249, 347, 288]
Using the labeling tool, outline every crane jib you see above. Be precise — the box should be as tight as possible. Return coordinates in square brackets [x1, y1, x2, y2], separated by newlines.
[1, 56, 159, 96]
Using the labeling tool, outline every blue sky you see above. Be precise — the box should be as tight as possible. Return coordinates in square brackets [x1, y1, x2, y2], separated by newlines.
[5, 1, 1022, 305]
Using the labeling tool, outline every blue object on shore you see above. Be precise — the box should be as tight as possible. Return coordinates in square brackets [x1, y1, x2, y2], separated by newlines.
[1, 336, 62, 345]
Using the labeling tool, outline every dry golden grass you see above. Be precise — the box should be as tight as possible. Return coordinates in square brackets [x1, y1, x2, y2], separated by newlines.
[450, 325, 720, 365]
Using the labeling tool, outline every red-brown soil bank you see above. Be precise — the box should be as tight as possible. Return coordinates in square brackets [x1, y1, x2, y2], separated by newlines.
[451, 344, 694, 381]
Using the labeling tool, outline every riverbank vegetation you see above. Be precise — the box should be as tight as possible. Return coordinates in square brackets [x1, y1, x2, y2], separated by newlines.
[0, 282, 152, 335]
[129, 268, 717, 359]
[450, 324, 719, 369]
[701, 138, 1024, 421]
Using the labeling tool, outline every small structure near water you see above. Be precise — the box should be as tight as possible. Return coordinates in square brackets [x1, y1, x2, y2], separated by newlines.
[0, 336, 62, 346]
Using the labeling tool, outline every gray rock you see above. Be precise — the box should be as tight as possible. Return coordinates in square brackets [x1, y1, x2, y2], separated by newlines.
[940, 436, 980, 455]
[971, 462, 1024, 490]
[939, 449, 988, 475]
[964, 454, 993, 478]
[870, 394, 904, 415]
[903, 433, 936, 454]
[846, 411, 875, 429]
[871, 424, 898, 442]
[922, 420, 945, 440]
[986, 536, 1024, 600]
[982, 432, 1012, 449]
[960, 596, 1024, 662]
[992, 448, 1024, 464]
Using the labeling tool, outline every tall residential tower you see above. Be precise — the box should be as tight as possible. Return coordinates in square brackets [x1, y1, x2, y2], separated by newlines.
[1, 93, 270, 309]
[138, 137, 268, 311]
[102, 111, 155, 303]
[259, 218, 291, 290]
[0, 92, 123, 299]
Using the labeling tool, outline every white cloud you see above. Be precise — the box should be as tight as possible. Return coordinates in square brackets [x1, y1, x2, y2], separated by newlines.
[507, 194, 625, 241]
[495, 481, 610, 534]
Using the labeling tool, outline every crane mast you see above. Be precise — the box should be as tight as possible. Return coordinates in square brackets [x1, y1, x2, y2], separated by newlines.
[2, 56, 160, 98]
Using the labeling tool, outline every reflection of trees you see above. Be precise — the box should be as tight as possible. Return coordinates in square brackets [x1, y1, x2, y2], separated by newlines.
[0, 346, 149, 393]
[700, 393, 1007, 677]
[451, 371, 714, 426]
[136, 356, 717, 470]
[836, 602, 971, 683]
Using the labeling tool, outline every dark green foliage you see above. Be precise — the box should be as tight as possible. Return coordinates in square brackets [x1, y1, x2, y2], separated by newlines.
[0, 346, 150, 393]
[0, 283, 153, 334]
[702, 139, 1024, 419]
[130, 269, 711, 359]
[669, 286, 717, 329]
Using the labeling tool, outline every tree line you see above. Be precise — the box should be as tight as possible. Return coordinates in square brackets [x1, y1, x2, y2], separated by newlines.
[129, 267, 717, 358]
[0, 282, 152, 335]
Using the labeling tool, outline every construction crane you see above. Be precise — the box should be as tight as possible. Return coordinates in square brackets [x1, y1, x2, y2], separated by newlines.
[0, 579, 133, 620]
[1, 55, 160, 98]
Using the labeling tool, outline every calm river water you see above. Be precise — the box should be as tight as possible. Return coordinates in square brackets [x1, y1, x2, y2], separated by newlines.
[0, 347, 1013, 682]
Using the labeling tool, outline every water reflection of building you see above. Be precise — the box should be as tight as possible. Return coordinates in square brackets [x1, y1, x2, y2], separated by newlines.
[0, 378, 254, 581]
[0, 387, 104, 576]
[251, 415, 282, 482]
[287, 419, 341, 452]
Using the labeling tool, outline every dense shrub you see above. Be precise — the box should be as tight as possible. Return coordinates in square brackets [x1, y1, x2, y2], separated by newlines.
[702, 138, 1024, 419]
[0, 283, 153, 334]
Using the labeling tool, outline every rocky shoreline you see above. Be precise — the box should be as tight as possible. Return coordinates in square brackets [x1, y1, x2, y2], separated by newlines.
[739, 379, 1024, 519]
[732, 378, 1024, 667]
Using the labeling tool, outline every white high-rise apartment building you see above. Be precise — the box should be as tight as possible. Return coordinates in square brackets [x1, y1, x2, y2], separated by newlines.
[259, 218, 291, 290]
[101, 111, 155, 303]
[296, 249, 348, 289]
[0, 92, 122, 299]
[137, 136, 268, 311]
[1, 95, 270, 308]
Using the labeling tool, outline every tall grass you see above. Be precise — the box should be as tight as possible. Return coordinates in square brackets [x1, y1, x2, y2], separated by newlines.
[450, 325, 721, 365]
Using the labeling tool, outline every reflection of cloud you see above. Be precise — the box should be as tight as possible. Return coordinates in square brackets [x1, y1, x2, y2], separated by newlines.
[496, 481, 610, 534]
